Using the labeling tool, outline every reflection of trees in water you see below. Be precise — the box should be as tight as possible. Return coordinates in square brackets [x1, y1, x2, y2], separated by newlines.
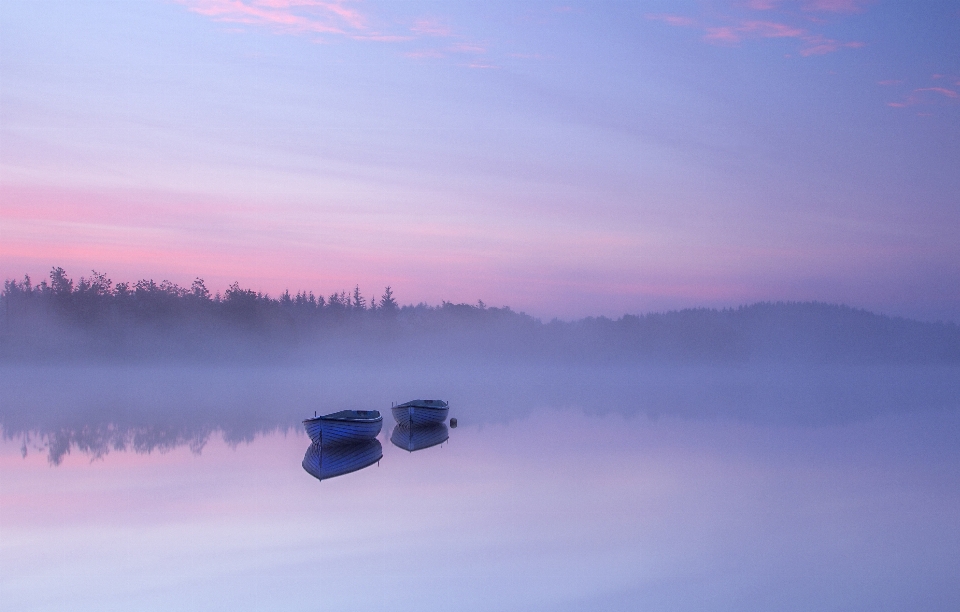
[39, 424, 213, 465]
[29, 425, 301, 465]
[10, 421, 291, 465]
[1, 363, 317, 465]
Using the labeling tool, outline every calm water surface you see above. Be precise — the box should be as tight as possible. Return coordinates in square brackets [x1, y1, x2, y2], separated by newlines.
[2, 365, 959, 611]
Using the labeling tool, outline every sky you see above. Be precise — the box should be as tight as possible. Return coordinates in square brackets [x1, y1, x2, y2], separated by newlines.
[1, 0, 958, 321]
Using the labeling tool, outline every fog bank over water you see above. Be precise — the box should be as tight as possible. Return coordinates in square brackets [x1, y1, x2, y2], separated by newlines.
[2, 270, 959, 464]
[3, 361, 959, 465]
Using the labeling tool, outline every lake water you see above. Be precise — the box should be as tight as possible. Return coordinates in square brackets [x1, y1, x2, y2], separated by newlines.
[2, 363, 959, 611]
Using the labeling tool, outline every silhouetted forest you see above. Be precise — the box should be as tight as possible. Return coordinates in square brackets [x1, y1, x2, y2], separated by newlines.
[2, 267, 959, 363]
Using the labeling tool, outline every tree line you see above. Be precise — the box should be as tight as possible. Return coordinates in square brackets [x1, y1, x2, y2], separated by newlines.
[0, 267, 529, 360]
[2, 267, 405, 321]
[2, 267, 959, 363]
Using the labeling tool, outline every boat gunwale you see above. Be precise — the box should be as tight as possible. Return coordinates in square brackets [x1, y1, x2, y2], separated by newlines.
[302, 412, 383, 425]
[394, 400, 448, 410]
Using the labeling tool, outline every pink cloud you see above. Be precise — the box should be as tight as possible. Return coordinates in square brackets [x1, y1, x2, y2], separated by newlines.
[916, 87, 959, 99]
[404, 49, 444, 59]
[743, 0, 780, 9]
[704, 27, 742, 44]
[888, 87, 960, 109]
[645, 13, 695, 27]
[702, 20, 854, 56]
[798, 35, 842, 55]
[308, 0, 366, 29]
[410, 17, 453, 37]
[740, 20, 805, 37]
[352, 34, 413, 42]
[450, 43, 486, 54]
[178, 1, 494, 70]
[648, 1, 869, 56]
[178, 0, 369, 36]
[802, 0, 869, 13]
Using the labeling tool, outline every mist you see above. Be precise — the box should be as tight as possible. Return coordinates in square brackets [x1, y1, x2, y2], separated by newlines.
[4, 268, 959, 365]
[3, 268, 959, 464]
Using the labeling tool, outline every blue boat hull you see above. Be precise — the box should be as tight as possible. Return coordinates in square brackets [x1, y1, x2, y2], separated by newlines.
[303, 416, 382, 445]
[302, 440, 383, 481]
[390, 424, 449, 452]
[391, 405, 449, 427]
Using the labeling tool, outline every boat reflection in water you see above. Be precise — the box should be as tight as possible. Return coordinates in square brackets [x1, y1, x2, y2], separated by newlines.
[301, 439, 383, 482]
[390, 423, 449, 452]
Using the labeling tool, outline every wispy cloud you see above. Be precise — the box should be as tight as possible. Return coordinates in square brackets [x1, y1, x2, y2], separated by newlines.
[740, 20, 805, 37]
[882, 73, 960, 110]
[916, 87, 959, 98]
[647, 1, 866, 57]
[178, 1, 491, 65]
[930, 74, 960, 86]
[353, 34, 414, 43]
[741, 0, 870, 12]
[801, 0, 870, 14]
[410, 17, 453, 37]
[450, 43, 486, 54]
[647, 14, 694, 27]
[799, 36, 863, 56]
[403, 16, 494, 63]
[703, 26, 741, 44]
[399, 43, 494, 65]
[742, 0, 780, 10]
[887, 84, 960, 109]
[509, 52, 552, 60]
[404, 49, 445, 60]
[178, 0, 368, 37]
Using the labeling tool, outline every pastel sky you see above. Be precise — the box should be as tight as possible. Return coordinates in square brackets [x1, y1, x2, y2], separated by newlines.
[1, 1, 958, 320]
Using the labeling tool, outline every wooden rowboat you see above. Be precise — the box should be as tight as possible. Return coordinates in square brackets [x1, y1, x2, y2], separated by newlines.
[302, 410, 382, 445]
[391, 399, 449, 427]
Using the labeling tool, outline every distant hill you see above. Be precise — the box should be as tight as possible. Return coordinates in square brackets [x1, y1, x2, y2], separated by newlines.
[2, 269, 958, 363]
[555, 302, 960, 363]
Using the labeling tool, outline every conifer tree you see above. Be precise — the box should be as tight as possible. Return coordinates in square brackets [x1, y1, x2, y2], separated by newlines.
[380, 286, 398, 312]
